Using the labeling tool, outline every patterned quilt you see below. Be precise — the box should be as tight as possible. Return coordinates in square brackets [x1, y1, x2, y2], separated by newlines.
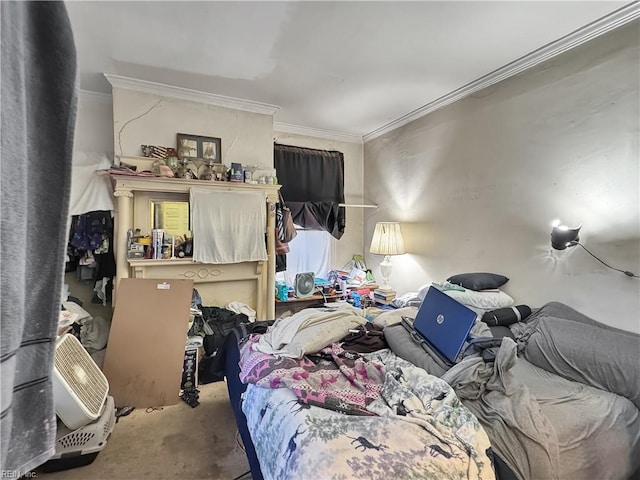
[241, 347, 495, 480]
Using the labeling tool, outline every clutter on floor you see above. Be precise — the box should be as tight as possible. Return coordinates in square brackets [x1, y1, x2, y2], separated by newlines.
[50, 270, 259, 476]
[180, 335, 202, 408]
[59, 285, 112, 354]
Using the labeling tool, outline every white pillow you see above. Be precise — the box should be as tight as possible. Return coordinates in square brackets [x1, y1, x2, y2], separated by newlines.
[443, 288, 514, 310]
[283, 304, 365, 357]
[372, 306, 419, 327]
[286, 315, 363, 357]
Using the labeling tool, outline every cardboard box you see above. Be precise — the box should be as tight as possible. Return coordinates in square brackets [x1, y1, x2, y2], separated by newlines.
[102, 278, 194, 407]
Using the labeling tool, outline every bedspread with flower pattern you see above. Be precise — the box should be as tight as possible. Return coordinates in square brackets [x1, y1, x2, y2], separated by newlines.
[241, 348, 495, 480]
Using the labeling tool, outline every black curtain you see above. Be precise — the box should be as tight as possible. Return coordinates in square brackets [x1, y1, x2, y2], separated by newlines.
[274, 144, 346, 239]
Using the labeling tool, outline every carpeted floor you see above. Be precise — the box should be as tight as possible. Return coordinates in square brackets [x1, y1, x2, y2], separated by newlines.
[37, 381, 251, 480]
[39, 273, 252, 479]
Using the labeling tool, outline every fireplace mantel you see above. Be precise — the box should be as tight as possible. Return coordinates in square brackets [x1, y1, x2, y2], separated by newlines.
[109, 173, 280, 319]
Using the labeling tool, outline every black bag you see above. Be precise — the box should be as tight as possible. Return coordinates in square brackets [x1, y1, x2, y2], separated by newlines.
[482, 305, 532, 327]
[199, 320, 272, 384]
[200, 306, 249, 356]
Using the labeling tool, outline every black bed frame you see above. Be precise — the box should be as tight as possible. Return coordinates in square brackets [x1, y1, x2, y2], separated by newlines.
[223, 324, 267, 479]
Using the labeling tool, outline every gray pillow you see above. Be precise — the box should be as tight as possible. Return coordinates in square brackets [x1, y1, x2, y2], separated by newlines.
[383, 324, 449, 377]
[524, 316, 640, 410]
[447, 272, 509, 291]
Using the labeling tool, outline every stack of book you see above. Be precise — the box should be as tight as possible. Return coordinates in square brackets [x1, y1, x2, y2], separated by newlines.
[373, 289, 396, 305]
[152, 229, 165, 259]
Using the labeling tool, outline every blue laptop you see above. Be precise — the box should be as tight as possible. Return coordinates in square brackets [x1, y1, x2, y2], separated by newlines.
[404, 286, 478, 365]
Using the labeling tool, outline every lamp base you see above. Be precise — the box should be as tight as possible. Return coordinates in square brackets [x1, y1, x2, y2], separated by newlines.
[378, 255, 394, 293]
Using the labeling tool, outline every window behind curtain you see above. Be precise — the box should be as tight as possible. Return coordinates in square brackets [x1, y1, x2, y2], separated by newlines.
[274, 144, 344, 283]
[277, 228, 334, 287]
[274, 144, 346, 240]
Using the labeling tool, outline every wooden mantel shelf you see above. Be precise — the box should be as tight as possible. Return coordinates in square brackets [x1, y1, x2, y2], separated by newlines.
[128, 258, 264, 267]
[109, 173, 281, 202]
[128, 257, 265, 276]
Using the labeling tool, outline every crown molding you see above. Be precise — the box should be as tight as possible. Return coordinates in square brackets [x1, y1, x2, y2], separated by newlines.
[103, 74, 280, 116]
[363, 2, 640, 142]
[78, 89, 112, 103]
[274, 122, 363, 144]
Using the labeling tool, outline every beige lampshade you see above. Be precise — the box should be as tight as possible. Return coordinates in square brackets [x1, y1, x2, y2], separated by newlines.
[369, 222, 406, 255]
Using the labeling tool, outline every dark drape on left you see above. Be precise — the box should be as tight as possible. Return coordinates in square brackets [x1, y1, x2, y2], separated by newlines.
[274, 144, 346, 240]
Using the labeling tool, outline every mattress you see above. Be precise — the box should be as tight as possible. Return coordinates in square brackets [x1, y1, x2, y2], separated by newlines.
[224, 300, 640, 480]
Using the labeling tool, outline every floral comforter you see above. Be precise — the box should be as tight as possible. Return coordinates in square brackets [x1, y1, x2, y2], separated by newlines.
[241, 347, 495, 480]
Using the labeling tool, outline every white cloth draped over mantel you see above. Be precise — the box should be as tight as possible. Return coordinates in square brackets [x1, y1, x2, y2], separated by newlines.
[190, 188, 268, 264]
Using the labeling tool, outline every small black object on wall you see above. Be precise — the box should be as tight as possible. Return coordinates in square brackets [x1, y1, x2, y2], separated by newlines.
[550, 219, 638, 277]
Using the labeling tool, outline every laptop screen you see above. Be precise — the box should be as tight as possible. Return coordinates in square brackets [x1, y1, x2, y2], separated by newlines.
[411, 286, 478, 363]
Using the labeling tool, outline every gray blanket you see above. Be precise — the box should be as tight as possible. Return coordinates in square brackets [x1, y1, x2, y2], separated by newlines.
[442, 337, 640, 480]
[1, 1, 77, 474]
[514, 301, 640, 410]
[442, 339, 560, 480]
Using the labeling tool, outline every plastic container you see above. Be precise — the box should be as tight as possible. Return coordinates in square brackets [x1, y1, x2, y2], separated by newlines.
[253, 167, 276, 183]
[40, 396, 116, 473]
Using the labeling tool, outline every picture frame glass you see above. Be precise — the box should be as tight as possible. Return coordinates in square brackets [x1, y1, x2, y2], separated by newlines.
[177, 133, 222, 163]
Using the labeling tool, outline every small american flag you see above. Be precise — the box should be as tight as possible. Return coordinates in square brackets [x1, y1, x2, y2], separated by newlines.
[152, 146, 168, 158]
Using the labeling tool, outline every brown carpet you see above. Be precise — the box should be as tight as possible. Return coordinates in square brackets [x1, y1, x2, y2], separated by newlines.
[37, 382, 251, 480]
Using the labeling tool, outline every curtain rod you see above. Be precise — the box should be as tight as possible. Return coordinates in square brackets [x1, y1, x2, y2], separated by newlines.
[339, 203, 378, 209]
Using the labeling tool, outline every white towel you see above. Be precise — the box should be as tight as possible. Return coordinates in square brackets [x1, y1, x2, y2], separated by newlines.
[226, 301, 257, 323]
[191, 188, 267, 264]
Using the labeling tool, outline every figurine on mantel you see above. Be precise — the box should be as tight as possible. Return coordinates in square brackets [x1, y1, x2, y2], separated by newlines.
[199, 158, 216, 180]
[175, 157, 196, 179]
[152, 158, 174, 177]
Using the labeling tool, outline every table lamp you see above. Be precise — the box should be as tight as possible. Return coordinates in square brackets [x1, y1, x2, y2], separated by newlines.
[369, 222, 406, 292]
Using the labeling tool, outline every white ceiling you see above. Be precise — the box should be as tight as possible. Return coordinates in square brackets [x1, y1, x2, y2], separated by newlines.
[66, 1, 633, 139]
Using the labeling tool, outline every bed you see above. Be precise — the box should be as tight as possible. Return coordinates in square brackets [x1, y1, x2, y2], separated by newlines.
[223, 301, 640, 480]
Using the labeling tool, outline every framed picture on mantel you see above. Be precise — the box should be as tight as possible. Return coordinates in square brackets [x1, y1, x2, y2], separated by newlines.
[177, 133, 222, 164]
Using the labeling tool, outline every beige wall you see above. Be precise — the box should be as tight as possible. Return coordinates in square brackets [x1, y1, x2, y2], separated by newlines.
[74, 92, 114, 155]
[79, 87, 365, 272]
[273, 132, 365, 271]
[112, 88, 274, 168]
[364, 22, 640, 332]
